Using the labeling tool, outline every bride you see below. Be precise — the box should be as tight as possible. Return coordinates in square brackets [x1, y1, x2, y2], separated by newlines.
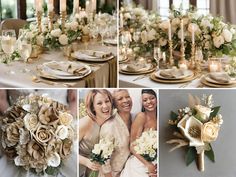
[121, 89, 157, 177]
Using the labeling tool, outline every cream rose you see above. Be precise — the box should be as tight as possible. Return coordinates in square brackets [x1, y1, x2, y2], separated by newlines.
[159, 37, 167, 46]
[222, 29, 233, 42]
[213, 35, 224, 48]
[59, 34, 68, 45]
[124, 12, 131, 19]
[36, 35, 44, 46]
[24, 113, 39, 131]
[56, 125, 69, 140]
[195, 105, 212, 121]
[147, 29, 156, 41]
[35, 125, 53, 144]
[188, 23, 199, 33]
[172, 18, 180, 26]
[47, 152, 61, 167]
[59, 112, 73, 126]
[201, 122, 219, 142]
[51, 29, 62, 37]
[159, 20, 169, 30]
[60, 139, 73, 158]
[141, 30, 148, 44]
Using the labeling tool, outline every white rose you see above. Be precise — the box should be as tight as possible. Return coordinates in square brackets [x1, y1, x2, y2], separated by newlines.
[141, 30, 148, 44]
[92, 144, 101, 155]
[25, 32, 33, 40]
[59, 34, 68, 45]
[51, 29, 62, 37]
[47, 152, 61, 167]
[188, 23, 199, 33]
[159, 37, 167, 46]
[200, 19, 213, 29]
[124, 12, 131, 19]
[29, 24, 36, 31]
[213, 35, 225, 48]
[24, 113, 39, 131]
[133, 47, 140, 52]
[195, 105, 212, 121]
[56, 125, 68, 140]
[159, 20, 169, 30]
[222, 29, 233, 42]
[172, 18, 180, 26]
[147, 29, 156, 41]
[182, 17, 189, 25]
[71, 21, 79, 31]
[59, 112, 73, 126]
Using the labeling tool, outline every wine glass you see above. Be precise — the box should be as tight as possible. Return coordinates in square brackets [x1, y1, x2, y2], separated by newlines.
[18, 34, 32, 62]
[1, 29, 17, 60]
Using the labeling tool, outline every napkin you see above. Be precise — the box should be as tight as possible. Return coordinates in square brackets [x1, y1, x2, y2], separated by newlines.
[160, 68, 185, 78]
[44, 61, 88, 76]
[209, 72, 231, 83]
[123, 63, 151, 72]
[73, 50, 112, 60]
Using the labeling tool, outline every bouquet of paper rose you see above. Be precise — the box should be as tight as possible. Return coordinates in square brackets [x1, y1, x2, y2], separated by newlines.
[0, 94, 74, 175]
[167, 94, 223, 171]
[133, 129, 158, 163]
[89, 136, 116, 177]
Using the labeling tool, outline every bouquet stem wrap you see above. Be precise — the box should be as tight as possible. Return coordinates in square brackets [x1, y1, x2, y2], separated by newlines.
[89, 171, 99, 177]
[198, 150, 205, 172]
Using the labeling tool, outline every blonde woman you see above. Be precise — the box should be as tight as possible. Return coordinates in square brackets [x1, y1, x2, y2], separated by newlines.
[121, 89, 157, 177]
[79, 89, 114, 177]
[98, 89, 133, 177]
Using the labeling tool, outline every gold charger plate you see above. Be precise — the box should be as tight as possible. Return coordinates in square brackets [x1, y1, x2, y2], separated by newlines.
[150, 72, 198, 84]
[119, 64, 156, 75]
[201, 77, 236, 88]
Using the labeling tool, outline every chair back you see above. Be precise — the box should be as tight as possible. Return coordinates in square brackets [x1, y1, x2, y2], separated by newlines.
[0, 19, 27, 38]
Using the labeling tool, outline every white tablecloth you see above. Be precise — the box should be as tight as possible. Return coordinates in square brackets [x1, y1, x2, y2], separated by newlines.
[0, 43, 117, 88]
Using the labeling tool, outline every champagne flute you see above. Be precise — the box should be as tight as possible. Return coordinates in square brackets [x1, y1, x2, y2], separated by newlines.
[1, 29, 17, 60]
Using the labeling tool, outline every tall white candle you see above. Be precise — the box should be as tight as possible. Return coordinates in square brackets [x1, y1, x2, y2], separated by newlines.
[73, 0, 79, 13]
[120, 13, 124, 28]
[163, 52, 166, 63]
[92, 0, 96, 13]
[85, 0, 90, 14]
[48, 0, 54, 12]
[35, 0, 43, 12]
[168, 20, 171, 41]
[60, 0, 67, 12]
[192, 25, 195, 45]
[181, 19, 184, 43]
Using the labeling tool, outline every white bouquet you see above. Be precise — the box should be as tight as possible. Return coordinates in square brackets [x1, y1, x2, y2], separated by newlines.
[133, 129, 157, 162]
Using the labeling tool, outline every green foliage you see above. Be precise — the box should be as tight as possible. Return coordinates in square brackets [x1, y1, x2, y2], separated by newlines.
[170, 111, 178, 120]
[209, 106, 221, 119]
[185, 147, 196, 166]
[205, 144, 215, 162]
[90, 151, 107, 165]
[141, 149, 157, 162]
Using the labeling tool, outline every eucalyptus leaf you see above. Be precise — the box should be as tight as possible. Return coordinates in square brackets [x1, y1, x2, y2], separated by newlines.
[205, 144, 215, 162]
[170, 111, 178, 120]
[185, 147, 196, 166]
[209, 106, 221, 119]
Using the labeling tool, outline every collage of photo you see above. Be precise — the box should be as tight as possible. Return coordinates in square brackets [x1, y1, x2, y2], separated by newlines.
[0, 0, 236, 177]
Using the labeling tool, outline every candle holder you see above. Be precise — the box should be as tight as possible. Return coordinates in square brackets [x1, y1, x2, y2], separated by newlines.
[36, 11, 43, 33]
[60, 11, 67, 33]
[48, 11, 54, 31]
[168, 40, 174, 66]
[189, 43, 195, 69]
[180, 41, 185, 61]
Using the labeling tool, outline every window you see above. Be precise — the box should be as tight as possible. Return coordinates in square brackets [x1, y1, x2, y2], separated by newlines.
[0, 0, 17, 20]
[158, 0, 210, 19]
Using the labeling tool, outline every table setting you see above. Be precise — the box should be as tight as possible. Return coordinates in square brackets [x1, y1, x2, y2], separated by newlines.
[119, 3, 236, 88]
[0, 0, 117, 88]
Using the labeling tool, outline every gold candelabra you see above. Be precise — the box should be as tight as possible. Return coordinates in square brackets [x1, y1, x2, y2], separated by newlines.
[189, 43, 196, 69]
[36, 11, 42, 33]
[168, 40, 174, 66]
[180, 41, 185, 61]
[48, 11, 54, 31]
[60, 11, 67, 33]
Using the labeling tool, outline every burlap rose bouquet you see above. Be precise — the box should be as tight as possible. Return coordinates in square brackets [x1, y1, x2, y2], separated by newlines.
[167, 94, 223, 171]
[0, 94, 74, 175]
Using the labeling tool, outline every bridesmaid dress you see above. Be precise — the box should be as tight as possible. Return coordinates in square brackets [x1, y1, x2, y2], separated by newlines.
[79, 118, 100, 177]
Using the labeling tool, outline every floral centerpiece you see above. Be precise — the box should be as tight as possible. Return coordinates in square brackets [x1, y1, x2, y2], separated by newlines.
[0, 94, 74, 175]
[133, 129, 158, 163]
[167, 94, 223, 171]
[89, 136, 116, 177]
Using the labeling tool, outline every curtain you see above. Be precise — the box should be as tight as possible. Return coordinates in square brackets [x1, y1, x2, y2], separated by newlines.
[210, 0, 236, 24]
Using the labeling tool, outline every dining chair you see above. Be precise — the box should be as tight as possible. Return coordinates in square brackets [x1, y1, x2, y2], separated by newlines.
[0, 19, 27, 38]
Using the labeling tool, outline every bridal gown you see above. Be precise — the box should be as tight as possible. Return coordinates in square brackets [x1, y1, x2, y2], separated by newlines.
[0, 90, 77, 177]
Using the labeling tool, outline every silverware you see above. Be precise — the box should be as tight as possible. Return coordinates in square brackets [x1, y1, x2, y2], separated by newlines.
[32, 76, 74, 87]
[133, 74, 150, 81]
